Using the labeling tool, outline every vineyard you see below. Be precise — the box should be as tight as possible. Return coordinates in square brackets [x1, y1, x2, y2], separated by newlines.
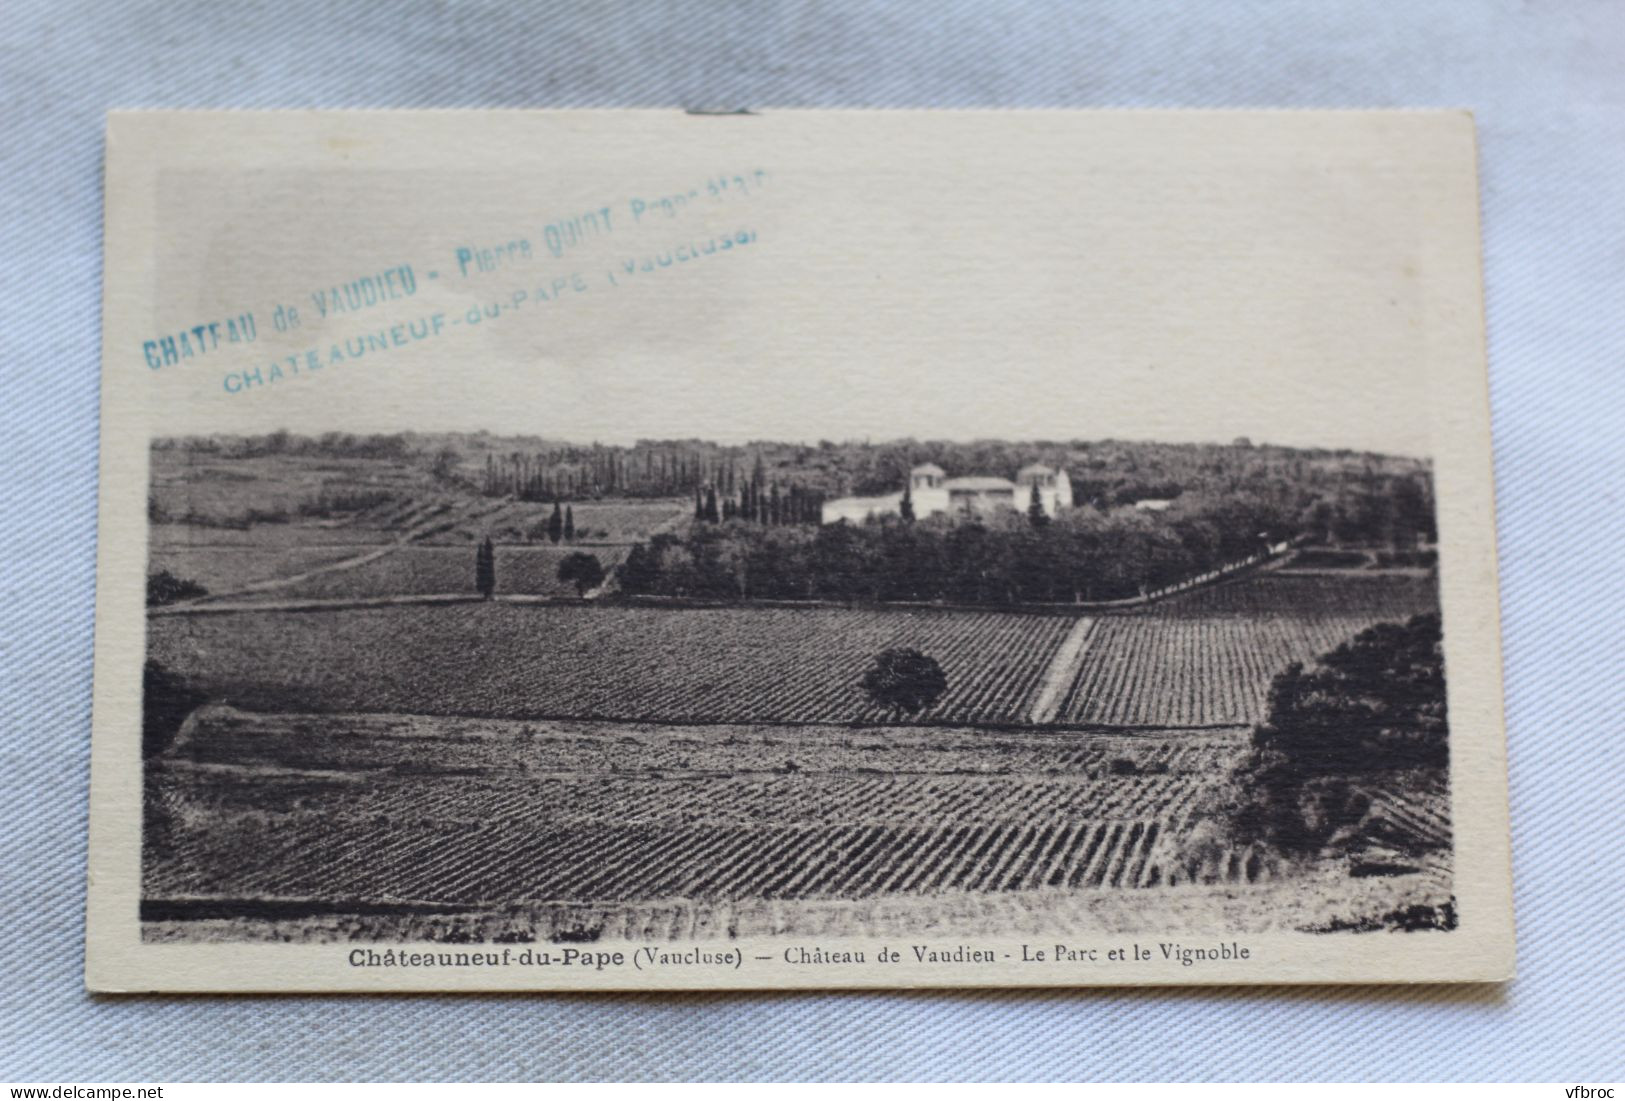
[149, 816, 1253, 907]
[1159, 570, 1438, 618]
[1043, 569, 1441, 727]
[145, 710, 1270, 922]
[148, 604, 1079, 726]
[142, 564, 1453, 942]
[1052, 613, 1423, 727]
[149, 567, 1438, 729]
[172, 709, 1235, 782]
[141, 443, 1458, 944]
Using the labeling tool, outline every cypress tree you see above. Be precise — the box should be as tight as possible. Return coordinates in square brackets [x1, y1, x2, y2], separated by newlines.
[1028, 482, 1050, 528]
[564, 505, 575, 542]
[475, 536, 496, 599]
[548, 501, 564, 544]
[900, 481, 915, 524]
[704, 486, 720, 523]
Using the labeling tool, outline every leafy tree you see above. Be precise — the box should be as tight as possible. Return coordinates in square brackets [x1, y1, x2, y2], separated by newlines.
[430, 445, 461, 481]
[1233, 613, 1448, 855]
[557, 551, 606, 596]
[810, 521, 873, 600]
[142, 660, 207, 758]
[547, 502, 564, 545]
[711, 537, 752, 597]
[564, 506, 575, 542]
[146, 570, 208, 607]
[475, 536, 496, 599]
[1390, 476, 1434, 547]
[876, 522, 940, 601]
[860, 647, 948, 715]
[619, 541, 662, 594]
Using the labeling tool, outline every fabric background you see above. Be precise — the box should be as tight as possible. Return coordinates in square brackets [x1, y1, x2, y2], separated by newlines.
[2, 0, 1622, 1082]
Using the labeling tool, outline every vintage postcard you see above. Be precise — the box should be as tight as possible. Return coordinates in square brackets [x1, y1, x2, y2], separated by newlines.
[88, 109, 1513, 991]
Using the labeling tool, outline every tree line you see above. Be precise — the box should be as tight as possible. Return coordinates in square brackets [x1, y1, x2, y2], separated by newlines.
[155, 434, 1435, 541]
[619, 492, 1303, 605]
[481, 442, 766, 501]
[691, 459, 825, 525]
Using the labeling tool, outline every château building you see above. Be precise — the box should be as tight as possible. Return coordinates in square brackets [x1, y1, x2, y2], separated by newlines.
[820, 462, 1074, 525]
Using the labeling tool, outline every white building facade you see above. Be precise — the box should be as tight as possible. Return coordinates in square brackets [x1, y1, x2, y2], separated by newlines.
[821, 462, 1073, 525]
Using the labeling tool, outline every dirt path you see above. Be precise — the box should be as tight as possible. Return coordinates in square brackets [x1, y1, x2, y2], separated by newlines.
[1026, 617, 1097, 724]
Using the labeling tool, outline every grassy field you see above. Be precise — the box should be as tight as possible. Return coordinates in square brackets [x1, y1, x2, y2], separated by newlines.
[149, 449, 690, 603]
[147, 544, 365, 594]
[263, 544, 634, 601]
[423, 498, 690, 545]
[148, 450, 441, 527]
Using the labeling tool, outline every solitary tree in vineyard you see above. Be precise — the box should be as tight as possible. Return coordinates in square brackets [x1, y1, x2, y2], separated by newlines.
[547, 502, 563, 545]
[860, 647, 949, 715]
[564, 506, 575, 542]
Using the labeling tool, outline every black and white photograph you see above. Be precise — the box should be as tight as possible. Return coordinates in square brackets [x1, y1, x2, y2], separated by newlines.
[142, 427, 1453, 945]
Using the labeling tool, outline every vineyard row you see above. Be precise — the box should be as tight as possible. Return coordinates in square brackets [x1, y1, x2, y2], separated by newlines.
[149, 816, 1283, 907]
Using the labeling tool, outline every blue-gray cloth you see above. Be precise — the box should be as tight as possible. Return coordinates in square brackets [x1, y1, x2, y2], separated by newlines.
[2, 0, 1622, 1083]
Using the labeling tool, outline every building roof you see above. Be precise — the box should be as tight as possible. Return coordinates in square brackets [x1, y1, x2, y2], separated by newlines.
[911, 462, 946, 475]
[944, 476, 1017, 491]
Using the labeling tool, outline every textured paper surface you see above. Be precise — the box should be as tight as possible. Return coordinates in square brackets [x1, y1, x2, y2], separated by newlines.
[88, 109, 1513, 992]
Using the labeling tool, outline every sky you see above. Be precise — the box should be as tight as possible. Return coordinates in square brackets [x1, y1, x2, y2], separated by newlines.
[131, 112, 1474, 459]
